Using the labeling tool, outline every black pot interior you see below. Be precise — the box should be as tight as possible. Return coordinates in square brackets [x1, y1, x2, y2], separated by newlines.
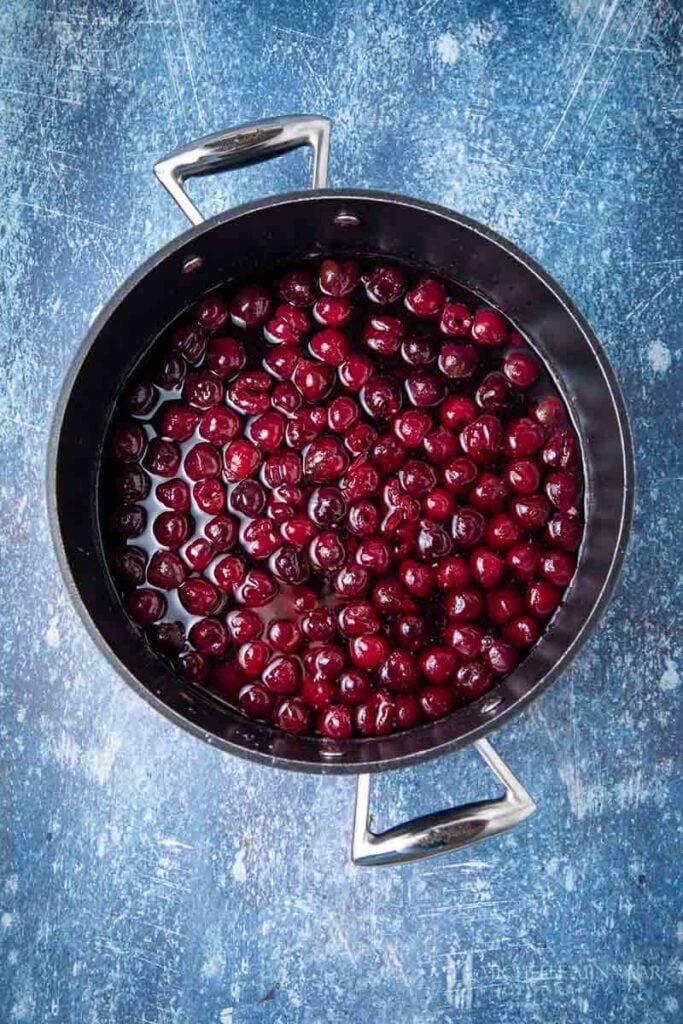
[51, 191, 632, 773]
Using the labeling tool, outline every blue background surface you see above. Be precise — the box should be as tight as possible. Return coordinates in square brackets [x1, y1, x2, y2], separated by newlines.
[0, 1, 681, 1021]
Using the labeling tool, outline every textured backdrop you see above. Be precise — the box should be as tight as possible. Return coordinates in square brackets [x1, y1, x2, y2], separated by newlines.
[0, 1, 681, 1022]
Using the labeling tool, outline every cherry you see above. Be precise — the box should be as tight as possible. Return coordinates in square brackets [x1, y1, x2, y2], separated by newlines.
[436, 554, 471, 588]
[318, 705, 353, 739]
[309, 531, 346, 571]
[266, 619, 302, 654]
[504, 418, 544, 458]
[338, 353, 374, 390]
[393, 409, 432, 448]
[405, 278, 446, 318]
[264, 304, 310, 345]
[206, 335, 246, 378]
[327, 396, 359, 432]
[361, 376, 403, 420]
[184, 442, 222, 481]
[301, 608, 337, 642]
[345, 423, 378, 456]
[440, 395, 477, 430]
[313, 296, 352, 327]
[540, 549, 575, 586]
[247, 411, 285, 451]
[211, 661, 246, 699]
[451, 507, 485, 547]
[399, 560, 435, 597]
[471, 308, 508, 347]
[371, 577, 413, 615]
[442, 457, 478, 494]
[226, 608, 263, 642]
[506, 541, 541, 581]
[334, 564, 370, 597]
[199, 406, 241, 445]
[452, 661, 493, 699]
[153, 511, 190, 548]
[416, 520, 453, 561]
[183, 537, 214, 572]
[304, 645, 346, 680]
[419, 647, 458, 684]
[545, 471, 580, 512]
[301, 675, 335, 710]
[364, 263, 406, 304]
[262, 346, 300, 381]
[189, 617, 229, 656]
[116, 465, 150, 503]
[111, 422, 146, 462]
[238, 569, 278, 607]
[276, 699, 310, 734]
[147, 551, 186, 590]
[238, 682, 274, 720]
[230, 479, 267, 517]
[420, 685, 453, 719]
[503, 615, 540, 648]
[355, 690, 395, 735]
[340, 462, 380, 502]
[378, 650, 419, 692]
[470, 548, 505, 589]
[204, 514, 238, 551]
[271, 381, 302, 415]
[363, 314, 404, 355]
[531, 395, 564, 429]
[486, 585, 523, 624]
[438, 342, 478, 379]
[224, 440, 261, 481]
[263, 452, 303, 488]
[446, 586, 484, 621]
[122, 378, 156, 416]
[262, 655, 302, 695]
[338, 601, 380, 637]
[269, 544, 309, 584]
[444, 623, 484, 660]
[148, 621, 186, 656]
[510, 495, 551, 531]
[194, 290, 229, 329]
[423, 427, 459, 464]
[303, 436, 349, 482]
[178, 650, 210, 682]
[280, 514, 317, 548]
[469, 473, 508, 512]
[401, 335, 437, 366]
[546, 512, 582, 551]
[319, 258, 359, 297]
[230, 284, 271, 327]
[278, 270, 315, 307]
[393, 615, 429, 651]
[182, 371, 223, 410]
[160, 403, 199, 442]
[423, 488, 455, 522]
[214, 554, 246, 592]
[349, 634, 390, 671]
[405, 372, 446, 408]
[476, 372, 510, 412]
[460, 414, 504, 463]
[526, 581, 561, 617]
[111, 504, 147, 537]
[152, 352, 186, 389]
[483, 637, 519, 676]
[542, 429, 579, 469]
[228, 372, 271, 415]
[242, 518, 280, 559]
[127, 588, 166, 624]
[179, 577, 219, 616]
[440, 301, 473, 336]
[171, 320, 207, 363]
[111, 545, 147, 586]
[338, 670, 373, 705]
[293, 358, 334, 402]
[395, 694, 422, 729]
[485, 512, 521, 550]
[143, 439, 181, 478]
[504, 459, 540, 494]
[503, 350, 539, 388]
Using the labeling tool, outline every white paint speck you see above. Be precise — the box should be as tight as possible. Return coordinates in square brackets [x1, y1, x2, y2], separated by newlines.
[219, 1009, 234, 1024]
[446, 952, 474, 1009]
[564, 866, 576, 892]
[201, 952, 225, 979]
[84, 732, 122, 784]
[436, 32, 460, 65]
[665, 996, 679, 1014]
[45, 615, 60, 648]
[676, 921, 683, 943]
[232, 847, 247, 884]
[648, 339, 672, 374]
[659, 658, 679, 691]
[16, 707, 26, 723]
[2, 912, 13, 929]
[5, 874, 18, 895]
[10, 997, 35, 1021]
[577, 996, 589, 1013]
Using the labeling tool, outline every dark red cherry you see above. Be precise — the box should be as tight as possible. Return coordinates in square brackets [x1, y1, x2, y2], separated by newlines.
[127, 588, 166, 625]
[355, 690, 395, 735]
[190, 617, 229, 656]
[276, 699, 310, 734]
[230, 284, 271, 327]
[184, 442, 222, 481]
[171, 320, 207, 363]
[279, 270, 315, 307]
[194, 290, 229, 330]
[438, 342, 478, 379]
[111, 545, 147, 586]
[364, 263, 406, 304]
[179, 577, 219, 616]
[161, 403, 199, 442]
[546, 512, 583, 551]
[526, 581, 562, 617]
[405, 278, 446, 318]
[147, 550, 186, 590]
[110, 421, 146, 462]
[238, 682, 274, 721]
[540, 549, 576, 586]
[542, 429, 579, 469]
[143, 438, 181, 478]
[199, 406, 241, 445]
[452, 661, 493, 700]
[440, 301, 473, 336]
[503, 350, 539, 388]
[319, 258, 359, 297]
[153, 511, 190, 548]
[502, 615, 540, 648]
[545, 471, 581, 512]
[471, 308, 508, 347]
[115, 464, 150, 503]
[182, 371, 223, 410]
[420, 685, 454, 719]
[206, 335, 246, 378]
[338, 670, 373, 706]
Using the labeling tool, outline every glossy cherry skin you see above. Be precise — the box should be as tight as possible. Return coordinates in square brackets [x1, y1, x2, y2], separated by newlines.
[126, 587, 166, 625]
[355, 690, 395, 735]
[238, 683, 274, 721]
[452, 661, 493, 700]
[526, 581, 562, 617]
[471, 308, 508, 347]
[276, 699, 310, 734]
[420, 685, 454, 719]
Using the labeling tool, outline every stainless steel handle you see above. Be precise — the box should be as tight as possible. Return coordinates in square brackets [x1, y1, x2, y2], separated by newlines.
[153, 114, 331, 226]
[352, 739, 536, 867]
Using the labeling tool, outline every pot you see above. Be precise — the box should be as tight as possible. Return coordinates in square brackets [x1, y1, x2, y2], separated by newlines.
[48, 115, 634, 866]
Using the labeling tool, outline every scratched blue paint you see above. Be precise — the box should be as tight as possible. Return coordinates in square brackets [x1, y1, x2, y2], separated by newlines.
[0, 1, 681, 1021]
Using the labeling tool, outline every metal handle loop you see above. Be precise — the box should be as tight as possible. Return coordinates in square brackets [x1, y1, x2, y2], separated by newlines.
[153, 114, 331, 226]
[352, 739, 536, 867]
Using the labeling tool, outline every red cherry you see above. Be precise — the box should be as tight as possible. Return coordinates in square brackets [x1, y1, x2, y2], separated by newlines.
[364, 263, 406, 304]
[420, 685, 453, 719]
[206, 335, 246, 378]
[161, 403, 199, 442]
[526, 581, 562, 617]
[419, 647, 458, 684]
[452, 661, 493, 699]
[438, 342, 479, 379]
[194, 291, 229, 330]
[503, 351, 539, 388]
[147, 551, 186, 590]
[230, 284, 271, 327]
[238, 683, 274, 721]
[276, 699, 310, 734]
[317, 704, 353, 739]
[349, 634, 390, 671]
[471, 308, 508, 347]
[444, 623, 484, 660]
[319, 258, 359, 297]
[279, 270, 315, 307]
[440, 301, 473, 336]
[126, 588, 166, 625]
[224, 440, 261, 481]
[179, 577, 219, 616]
[184, 442, 222, 481]
[199, 406, 241, 445]
[189, 617, 229, 656]
[355, 690, 396, 735]
[405, 278, 446, 318]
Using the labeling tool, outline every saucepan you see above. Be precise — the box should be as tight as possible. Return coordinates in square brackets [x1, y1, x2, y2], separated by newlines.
[48, 115, 634, 866]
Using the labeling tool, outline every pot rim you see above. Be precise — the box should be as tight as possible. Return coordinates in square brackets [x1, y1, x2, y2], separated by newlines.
[47, 187, 635, 774]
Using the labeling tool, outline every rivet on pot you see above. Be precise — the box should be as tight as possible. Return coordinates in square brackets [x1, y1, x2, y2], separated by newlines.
[480, 695, 503, 715]
[182, 254, 203, 274]
[334, 212, 361, 228]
